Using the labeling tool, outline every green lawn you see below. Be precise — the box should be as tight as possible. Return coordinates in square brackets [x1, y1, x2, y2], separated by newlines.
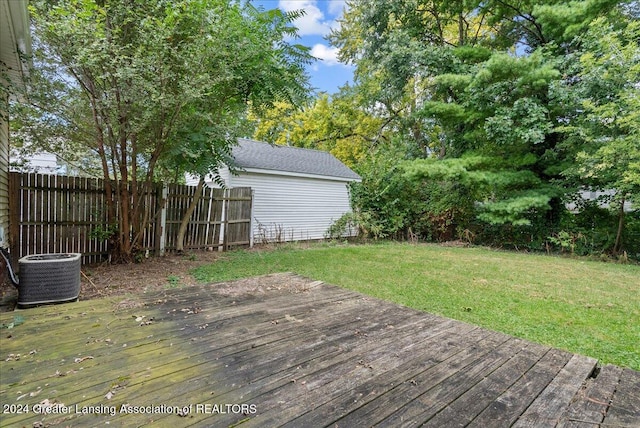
[193, 242, 640, 370]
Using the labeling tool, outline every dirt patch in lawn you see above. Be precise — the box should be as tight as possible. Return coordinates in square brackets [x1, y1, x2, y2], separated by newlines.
[0, 250, 225, 311]
[211, 273, 323, 297]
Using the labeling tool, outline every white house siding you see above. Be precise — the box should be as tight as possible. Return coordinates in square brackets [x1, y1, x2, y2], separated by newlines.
[228, 171, 354, 243]
[580, 190, 634, 212]
[10, 151, 60, 174]
[0, 100, 8, 247]
[1, 0, 31, 247]
[185, 168, 233, 188]
[566, 190, 634, 213]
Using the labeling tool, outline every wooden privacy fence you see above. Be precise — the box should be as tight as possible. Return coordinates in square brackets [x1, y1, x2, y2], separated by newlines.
[8, 172, 252, 265]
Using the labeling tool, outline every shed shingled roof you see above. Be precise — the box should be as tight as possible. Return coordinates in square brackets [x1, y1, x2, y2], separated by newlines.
[232, 138, 361, 180]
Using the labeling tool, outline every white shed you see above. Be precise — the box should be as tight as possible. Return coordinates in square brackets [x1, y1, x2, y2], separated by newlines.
[190, 138, 361, 244]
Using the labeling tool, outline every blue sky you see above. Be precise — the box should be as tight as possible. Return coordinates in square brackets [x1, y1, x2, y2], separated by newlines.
[251, 0, 354, 95]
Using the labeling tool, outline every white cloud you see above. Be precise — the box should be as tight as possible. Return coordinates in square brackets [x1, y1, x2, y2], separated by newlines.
[279, 0, 333, 36]
[311, 44, 341, 66]
[327, 0, 347, 17]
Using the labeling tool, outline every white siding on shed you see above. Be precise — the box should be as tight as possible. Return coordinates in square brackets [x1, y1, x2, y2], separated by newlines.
[186, 139, 360, 244]
[228, 171, 353, 243]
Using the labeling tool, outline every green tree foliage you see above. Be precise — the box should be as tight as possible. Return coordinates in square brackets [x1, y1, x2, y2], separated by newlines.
[19, 0, 311, 261]
[251, 87, 384, 168]
[324, 0, 638, 257]
[564, 18, 640, 254]
[330, 0, 502, 157]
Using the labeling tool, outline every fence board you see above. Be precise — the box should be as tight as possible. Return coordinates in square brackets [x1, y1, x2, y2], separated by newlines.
[163, 185, 233, 251]
[9, 172, 251, 266]
[224, 187, 253, 249]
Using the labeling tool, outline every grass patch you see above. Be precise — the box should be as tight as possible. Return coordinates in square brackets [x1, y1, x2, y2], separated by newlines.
[193, 242, 640, 370]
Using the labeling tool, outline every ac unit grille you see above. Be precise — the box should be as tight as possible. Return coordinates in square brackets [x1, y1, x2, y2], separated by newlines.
[18, 253, 81, 306]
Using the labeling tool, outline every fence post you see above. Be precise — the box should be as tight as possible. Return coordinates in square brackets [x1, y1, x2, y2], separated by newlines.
[8, 172, 20, 268]
[221, 188, 227, 251]
[155, 184, 168, 256]
[249, 189, 255, 248]
[204, 186, 213, 248]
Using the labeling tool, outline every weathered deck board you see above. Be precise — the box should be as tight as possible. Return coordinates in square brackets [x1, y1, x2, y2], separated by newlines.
[601, 368, 640, 427]
[2, 289, 363, 389]
[0, 273, 638, 427]
[421, 342, 551, 427]
[277, 329, 507, 428]
[511, 354, 598, 427]
[216, 319, 481, 427]
[469, 348, 573, 427]
[140, 302, 455, 427]
[558, 365, 623, 428]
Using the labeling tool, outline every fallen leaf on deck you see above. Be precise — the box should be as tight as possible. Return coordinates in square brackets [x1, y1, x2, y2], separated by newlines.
[1, 315, 25, 330]
[285, 314, 302, 323]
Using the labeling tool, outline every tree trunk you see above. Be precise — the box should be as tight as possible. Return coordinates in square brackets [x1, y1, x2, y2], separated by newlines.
[613, 197, 625, 255]
[117, 155, 133, 261]
[83, 78, 119, 260]
[176, 176, 206, 252]
[458, 9, 465, 46]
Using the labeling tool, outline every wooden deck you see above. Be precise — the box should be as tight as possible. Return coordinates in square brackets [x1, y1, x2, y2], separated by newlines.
[1, 273, 638, 427]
